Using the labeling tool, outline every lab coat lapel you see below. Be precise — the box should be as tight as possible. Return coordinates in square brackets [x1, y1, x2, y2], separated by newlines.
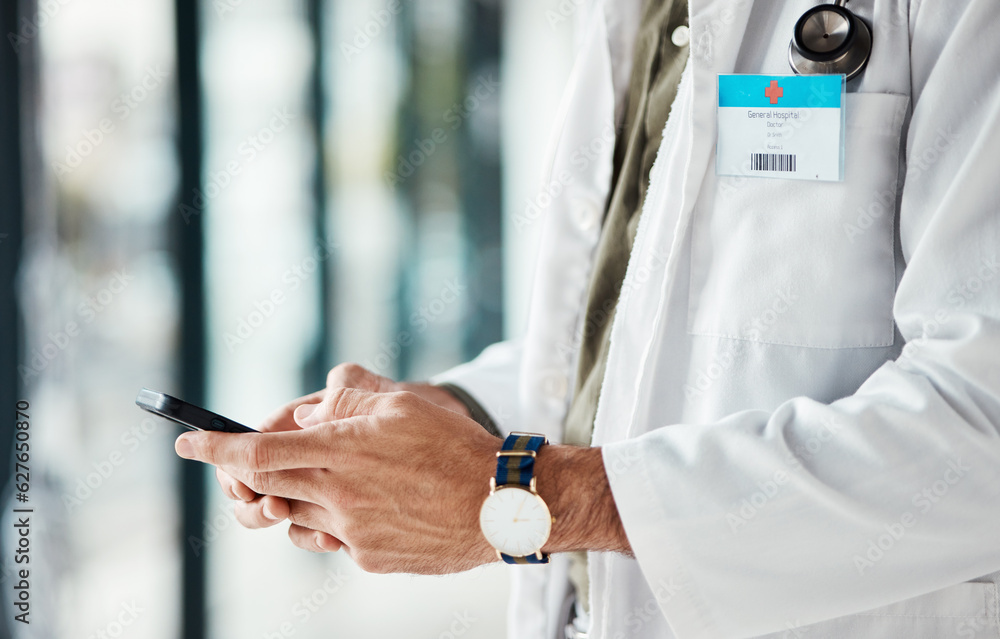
[592, 0, 756, 448]
[602, 0, 644, 124]
[590, 12, 758, 632]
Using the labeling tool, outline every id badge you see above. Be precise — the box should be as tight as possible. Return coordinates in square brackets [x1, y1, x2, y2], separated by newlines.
[716, 74, 846, 182]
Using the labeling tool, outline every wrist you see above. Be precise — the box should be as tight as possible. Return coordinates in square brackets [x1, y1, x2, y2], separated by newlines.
[534, 444, 631, 556]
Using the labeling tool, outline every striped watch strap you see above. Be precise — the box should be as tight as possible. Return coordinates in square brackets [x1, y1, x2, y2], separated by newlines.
[496, 432, 549, 565]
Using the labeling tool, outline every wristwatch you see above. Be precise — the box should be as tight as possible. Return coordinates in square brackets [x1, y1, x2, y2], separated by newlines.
[479, 432, 553, 564]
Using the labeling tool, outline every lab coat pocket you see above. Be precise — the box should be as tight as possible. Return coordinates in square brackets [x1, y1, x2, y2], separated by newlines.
[688, 92, 910, 349]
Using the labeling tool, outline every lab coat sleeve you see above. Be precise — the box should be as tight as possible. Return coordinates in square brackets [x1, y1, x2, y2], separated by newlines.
[430, 339, 523, 437]
[603, 2, 1000, 637]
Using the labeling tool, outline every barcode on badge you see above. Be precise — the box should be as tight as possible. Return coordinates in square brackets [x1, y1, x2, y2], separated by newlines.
[750, 153, 797, 172]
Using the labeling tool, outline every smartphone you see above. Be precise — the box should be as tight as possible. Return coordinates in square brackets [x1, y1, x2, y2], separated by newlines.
[135, 388, 258, 433]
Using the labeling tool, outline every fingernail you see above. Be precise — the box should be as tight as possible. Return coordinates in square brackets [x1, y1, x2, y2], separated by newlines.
[175, 436, 195, 459]
[314, 532, 326, 550]
[262, 503, 279, 521]
[294, 403, 317, 424]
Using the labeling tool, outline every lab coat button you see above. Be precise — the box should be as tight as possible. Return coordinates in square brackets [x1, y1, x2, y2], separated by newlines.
[671, 25, 690, 48]
[573, 197, 602, 231]
[540, 371, 569, 399]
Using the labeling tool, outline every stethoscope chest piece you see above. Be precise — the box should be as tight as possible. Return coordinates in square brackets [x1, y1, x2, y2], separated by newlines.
[788, 0, 872, 80]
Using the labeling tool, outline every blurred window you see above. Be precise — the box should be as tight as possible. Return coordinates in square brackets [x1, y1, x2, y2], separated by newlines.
[7, 0, 576, 636]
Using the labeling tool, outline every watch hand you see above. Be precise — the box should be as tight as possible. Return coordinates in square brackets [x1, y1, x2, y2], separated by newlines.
[512, 499, 526, 522]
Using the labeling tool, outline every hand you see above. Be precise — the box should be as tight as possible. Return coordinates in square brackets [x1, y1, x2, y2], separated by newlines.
[215, 363, 471, 548]
[180, 387, 502, 573]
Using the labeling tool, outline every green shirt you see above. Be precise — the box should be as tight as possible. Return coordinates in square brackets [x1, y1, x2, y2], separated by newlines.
[563, 0, 689, 614]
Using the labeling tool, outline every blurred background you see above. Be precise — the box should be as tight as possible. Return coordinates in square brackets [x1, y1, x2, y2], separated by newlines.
[0, 0, 584, 636]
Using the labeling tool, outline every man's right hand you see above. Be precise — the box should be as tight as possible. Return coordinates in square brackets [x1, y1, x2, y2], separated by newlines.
[215, 363, 471, 549]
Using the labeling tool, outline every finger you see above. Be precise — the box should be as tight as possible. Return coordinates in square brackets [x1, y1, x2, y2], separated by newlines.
[216, 467, 238, 500]
[287, 498, 336, 534]
[294, 387, 391, 427]
[216, 467, 257, 502]
[233, 495, 290, 530]
[257, 389, 327, 433]
[175, 428, 329, 471]
[219, 466, 327, 504]
[288, 523, 343, 553]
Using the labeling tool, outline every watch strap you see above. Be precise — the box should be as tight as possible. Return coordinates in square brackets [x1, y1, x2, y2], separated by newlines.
[495, 433, 546, 488]
[496, 432, 550, 564]
[501, 552, 548, 565]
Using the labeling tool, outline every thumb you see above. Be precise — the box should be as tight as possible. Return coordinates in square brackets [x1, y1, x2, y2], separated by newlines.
[325, 363, 397, 393]
[292, 402, 321, 427]
[294, 387, 383, 426]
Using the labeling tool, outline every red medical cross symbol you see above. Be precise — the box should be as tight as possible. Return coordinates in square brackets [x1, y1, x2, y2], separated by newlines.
[765, 80, 783, 105]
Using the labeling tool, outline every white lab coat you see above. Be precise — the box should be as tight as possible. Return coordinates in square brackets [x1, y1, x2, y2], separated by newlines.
[432, 0, 1000, 637]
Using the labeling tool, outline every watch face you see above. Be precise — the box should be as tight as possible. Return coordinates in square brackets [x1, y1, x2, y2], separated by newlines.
[479, 486, 552, 557]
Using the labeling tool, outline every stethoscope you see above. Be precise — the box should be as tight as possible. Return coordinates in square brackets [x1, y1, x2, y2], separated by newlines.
[788, 0, 872, 80]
